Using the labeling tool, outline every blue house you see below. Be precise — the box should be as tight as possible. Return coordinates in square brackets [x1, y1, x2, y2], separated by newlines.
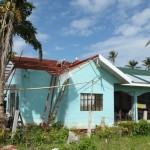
[5, 54, 150, 128]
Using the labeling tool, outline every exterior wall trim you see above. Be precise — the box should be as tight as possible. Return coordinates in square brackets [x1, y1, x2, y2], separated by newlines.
[98, 54, 132, 84]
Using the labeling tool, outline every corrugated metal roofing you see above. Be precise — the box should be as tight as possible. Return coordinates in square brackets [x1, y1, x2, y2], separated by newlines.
[11, 55, 98, 76]
[118, 67, 150, 84]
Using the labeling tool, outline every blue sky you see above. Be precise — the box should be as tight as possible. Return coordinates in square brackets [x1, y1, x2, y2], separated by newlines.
[13, 0, 150, 67]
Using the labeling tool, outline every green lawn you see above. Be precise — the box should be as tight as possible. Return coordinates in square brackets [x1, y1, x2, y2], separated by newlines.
[15, 135, 150, 150]
[93, 136, 150, 150]
[1, 120, 150, 150]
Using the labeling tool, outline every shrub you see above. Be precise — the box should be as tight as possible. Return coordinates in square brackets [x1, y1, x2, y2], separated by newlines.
[117, 121, 136, 136]
[133, 119, 150, 136]
[0, 123, 69, 148]
[22, 124, 68, 147]
[95, 125, 122, 139]
[117, 120, 150, 136]
[77, 137, 97, 150]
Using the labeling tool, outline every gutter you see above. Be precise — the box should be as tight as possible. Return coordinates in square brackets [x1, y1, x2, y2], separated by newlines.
[121, 83, 150, 87]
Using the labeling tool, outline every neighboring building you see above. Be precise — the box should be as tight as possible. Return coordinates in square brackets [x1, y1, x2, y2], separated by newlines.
[4, 54, 150, 128]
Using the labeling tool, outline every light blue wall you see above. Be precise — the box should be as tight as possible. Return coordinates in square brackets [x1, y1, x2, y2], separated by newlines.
[115, 85, 150, 121]
[6, 60, 122, 128]
[7, 69, 52, 124]
[57, 60, 120, 128]
[6, 60, 150, 128]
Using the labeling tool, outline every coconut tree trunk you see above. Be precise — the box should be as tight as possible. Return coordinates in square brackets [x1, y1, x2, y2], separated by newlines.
[0, 6, 14, 119]
[0, 75, 4, 116]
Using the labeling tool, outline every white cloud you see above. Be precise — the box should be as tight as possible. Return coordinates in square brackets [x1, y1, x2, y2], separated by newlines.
[117, 0, 142, 9]
[13, 38, 40, 58]
[37, 32, 49, 41]
[42, 50, 49, 57]
[82, 35, 150, 67]
[67, 0, 145, 37]
[55, 46, 64, 51]
[71, 18, 94, 29]
[27, 14, 39, 23]
[13, 38, 26, 55]
[70, 0, 115, 13]
[115, 7, 150, 37]
[63, 27, 93, 36]
[131, 8, 150, 26]
[62, 18, 96, 36]
[115, 24, 141, 37]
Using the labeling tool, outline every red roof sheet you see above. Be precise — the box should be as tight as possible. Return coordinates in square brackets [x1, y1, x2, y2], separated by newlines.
[11, 55, 98, 76]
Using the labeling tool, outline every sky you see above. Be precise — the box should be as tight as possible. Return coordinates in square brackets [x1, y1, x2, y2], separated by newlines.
[13, 0, 150, 67]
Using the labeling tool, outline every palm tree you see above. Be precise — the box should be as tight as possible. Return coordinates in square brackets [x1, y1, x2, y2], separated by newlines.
[108, 50, 118, 65]
[146, 40, 150, 47]
[143, 57, 150, 71]
[125, 60, 138, 69]
[0, 0, 42, 120]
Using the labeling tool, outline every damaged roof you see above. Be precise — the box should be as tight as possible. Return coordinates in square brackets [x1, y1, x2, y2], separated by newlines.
[11, 55, 99, 76]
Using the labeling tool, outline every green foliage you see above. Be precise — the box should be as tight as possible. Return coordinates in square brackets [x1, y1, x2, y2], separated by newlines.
[117, 121, 136, 136]
[108, 50, 118, 65]
[52, 121, 64, 129]
[143, 57, 150, 70]
[22, 124, 68, 147]
[146, 40, 150, 47]
[133, 119, 150, 135]
[77, 137, 97, 150]
[95, 125, 127, 139]
[125, 60, 139, 69]
[117, 120, 150, 136]
[0, 0, 42, 60]
[96, 126, 116, 138]
[0, 124, 68, 149]
[1, 121, 150, 149]
[12, 0, 42, 60]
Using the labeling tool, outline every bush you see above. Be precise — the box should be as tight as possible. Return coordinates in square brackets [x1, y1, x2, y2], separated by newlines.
[117, 121, 136, 136]
[133, 119, 150, 136]
[0, 123, 69, 149]
[95, 125, 124, 139]
[22, 124, 68, 147]
[117, 120, 150, 136]
[77, 137, 97, 150]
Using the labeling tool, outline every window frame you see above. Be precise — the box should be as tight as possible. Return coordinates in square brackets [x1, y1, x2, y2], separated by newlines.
[80, 93, 103, 111]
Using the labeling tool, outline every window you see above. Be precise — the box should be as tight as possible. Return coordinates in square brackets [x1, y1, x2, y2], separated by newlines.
[80, 93, 103, 111]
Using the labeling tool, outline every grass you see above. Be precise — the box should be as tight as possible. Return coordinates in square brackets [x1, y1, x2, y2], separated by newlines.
[1, 120, 150, 150]
[15, 135, 150, 150]
[92, 135, 150, 150]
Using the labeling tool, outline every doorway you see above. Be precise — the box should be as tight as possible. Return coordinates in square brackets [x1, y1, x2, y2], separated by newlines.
[138, 92, 150, 120]
[114, 91, 134, 122]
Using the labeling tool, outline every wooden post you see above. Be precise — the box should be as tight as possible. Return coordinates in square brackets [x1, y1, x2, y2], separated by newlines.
[143, 110, 147, 120]
[11, 110, 19, 138]
[41, 76, 54, 125]
[87, 80, 93, 137]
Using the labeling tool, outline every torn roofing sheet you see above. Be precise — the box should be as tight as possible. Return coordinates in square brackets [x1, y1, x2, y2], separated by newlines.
[10, 55, 99, 76]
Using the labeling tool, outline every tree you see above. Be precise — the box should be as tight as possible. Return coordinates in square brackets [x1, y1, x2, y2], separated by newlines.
[143, 57, 150, 71]
[125, 60, 138, 69]
[0, 0, 42, 121]
[108, 50, 118, 65]
[146, 40, 150, 47]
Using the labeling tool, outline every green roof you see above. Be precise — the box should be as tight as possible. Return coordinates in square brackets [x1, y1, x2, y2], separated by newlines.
[118, 67, 150, 84]
[118, 67, 150, 76]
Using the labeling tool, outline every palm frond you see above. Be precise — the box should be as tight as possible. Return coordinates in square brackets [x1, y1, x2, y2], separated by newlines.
[146, 40, 150, 47]
[14, 20, 42, 60]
